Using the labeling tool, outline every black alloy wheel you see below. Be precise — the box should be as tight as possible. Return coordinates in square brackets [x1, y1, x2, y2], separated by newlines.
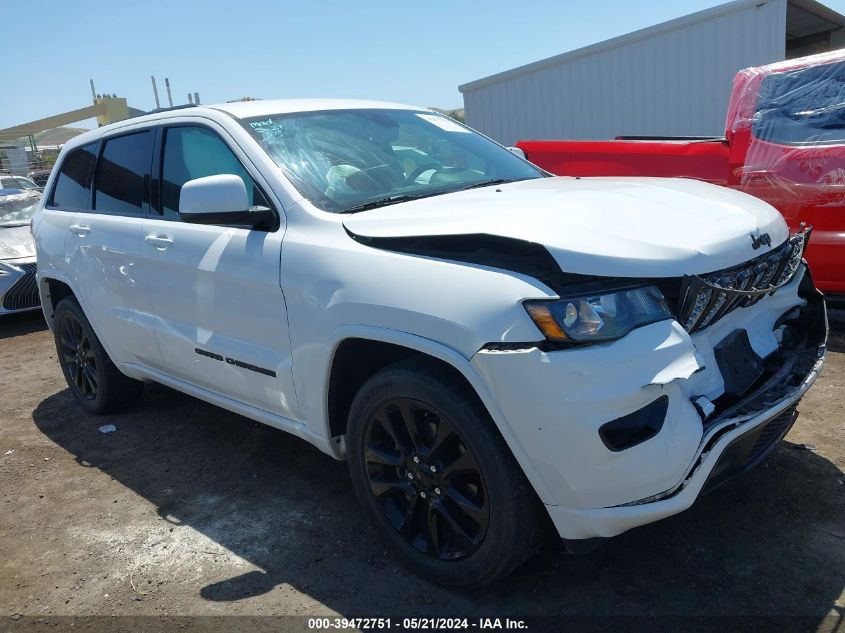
[363, 397, 490, 561]
[58, 313, 98, 400]
[52, 297, 143, 414]
[347, 358, 548, 587]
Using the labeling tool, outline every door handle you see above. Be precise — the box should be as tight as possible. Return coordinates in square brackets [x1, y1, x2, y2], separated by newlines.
[69, 224, 90, 236]
[144, 235, 174, 250]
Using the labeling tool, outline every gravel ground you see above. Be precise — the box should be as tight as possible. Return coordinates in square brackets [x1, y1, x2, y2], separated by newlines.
[0, 309, 842, 626]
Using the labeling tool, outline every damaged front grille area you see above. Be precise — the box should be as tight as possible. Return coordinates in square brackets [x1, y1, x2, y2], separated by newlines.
[616, 286, 826, 509]
[676, 227, 810, 334]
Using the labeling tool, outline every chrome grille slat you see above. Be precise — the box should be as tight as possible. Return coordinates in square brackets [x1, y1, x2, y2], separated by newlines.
[711, 286, 743, 324]
[697, 288, 729, 330]
[731, 270, 756, 310]
[675, 227, 810, 334]
[683, 287, 713, 331]
[757, 259, 778, 289]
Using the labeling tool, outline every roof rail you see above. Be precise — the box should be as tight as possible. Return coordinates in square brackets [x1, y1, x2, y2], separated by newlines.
[131, 103, 199, 119]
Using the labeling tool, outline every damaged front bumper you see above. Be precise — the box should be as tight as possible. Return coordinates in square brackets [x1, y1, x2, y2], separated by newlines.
[471, 263, 826, 541]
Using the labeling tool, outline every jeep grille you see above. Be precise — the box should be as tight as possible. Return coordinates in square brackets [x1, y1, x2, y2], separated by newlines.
[677, 227, 809, 334]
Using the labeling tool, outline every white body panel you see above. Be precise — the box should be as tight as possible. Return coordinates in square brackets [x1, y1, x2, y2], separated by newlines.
[30, 207, 74, 319]
[137, 216, 299, 419]
[471, 268, 812, 512]
[31, 99, 826, 544]
[342, 176, 788, 277]
[65, 212, 160, 366]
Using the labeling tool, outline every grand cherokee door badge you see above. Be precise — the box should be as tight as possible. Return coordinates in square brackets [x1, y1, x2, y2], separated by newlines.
[195, 348, 277, 377]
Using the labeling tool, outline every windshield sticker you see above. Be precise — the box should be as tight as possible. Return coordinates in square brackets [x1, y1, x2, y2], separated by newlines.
[248, 118, 297, 143]
[416, 113, 470, 133]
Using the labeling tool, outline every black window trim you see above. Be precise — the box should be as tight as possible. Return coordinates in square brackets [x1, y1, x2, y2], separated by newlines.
[45, 140, 101, 212]
[90, 128, 156, 218]
[153, 121, 280, 231]
[46, 120, 281, 231]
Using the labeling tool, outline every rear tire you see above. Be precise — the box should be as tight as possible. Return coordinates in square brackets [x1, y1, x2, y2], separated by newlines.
[53, 297, 143, 414]
[347, 357, 547, 587]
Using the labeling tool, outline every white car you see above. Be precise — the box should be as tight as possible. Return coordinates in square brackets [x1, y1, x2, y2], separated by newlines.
[0, 175, 41, 192]
[31, 100, 827, 586]
[0, 189, 40, 314]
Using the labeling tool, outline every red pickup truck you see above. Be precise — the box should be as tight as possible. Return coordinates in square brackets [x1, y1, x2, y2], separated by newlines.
[517, 50, 845, 299]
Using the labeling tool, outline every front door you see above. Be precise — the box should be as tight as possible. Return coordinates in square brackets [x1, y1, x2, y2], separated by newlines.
[139, 123, 298, 419]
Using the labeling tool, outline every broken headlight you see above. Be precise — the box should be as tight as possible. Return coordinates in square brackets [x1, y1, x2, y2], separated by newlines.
[525, 286, 672, 343]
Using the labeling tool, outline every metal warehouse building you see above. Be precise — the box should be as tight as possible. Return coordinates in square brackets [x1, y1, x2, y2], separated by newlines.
[459, 0, 845, 144]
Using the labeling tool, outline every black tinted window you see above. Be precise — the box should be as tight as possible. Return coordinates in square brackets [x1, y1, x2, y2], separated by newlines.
[161, 126, 269, 219]
[93, 131, 152, 215]
[753, 61, 845, 145]
[50, 143, 97, 210]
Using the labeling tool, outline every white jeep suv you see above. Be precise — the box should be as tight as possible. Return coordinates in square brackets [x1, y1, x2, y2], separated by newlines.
[32, 100, 827, 587]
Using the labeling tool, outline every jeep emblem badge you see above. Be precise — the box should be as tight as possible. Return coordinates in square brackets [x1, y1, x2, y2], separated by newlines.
[750, 232, 771, 250]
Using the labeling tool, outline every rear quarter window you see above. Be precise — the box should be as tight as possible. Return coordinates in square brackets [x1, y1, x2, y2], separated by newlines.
[49, 143, 98, 210]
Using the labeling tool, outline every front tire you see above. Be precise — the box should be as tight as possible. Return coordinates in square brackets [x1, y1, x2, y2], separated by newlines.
[53, 297, 143, 414]
[347, 358, 546, 587]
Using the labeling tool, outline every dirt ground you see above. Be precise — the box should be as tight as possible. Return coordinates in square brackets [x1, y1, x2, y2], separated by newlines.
[0, 308, 843, 626]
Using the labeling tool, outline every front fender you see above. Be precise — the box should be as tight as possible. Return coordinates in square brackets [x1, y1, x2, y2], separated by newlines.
[316, 324, 558, 505]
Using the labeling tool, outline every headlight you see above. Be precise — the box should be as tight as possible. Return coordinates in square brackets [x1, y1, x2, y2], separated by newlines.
[525, 285, 672, 343]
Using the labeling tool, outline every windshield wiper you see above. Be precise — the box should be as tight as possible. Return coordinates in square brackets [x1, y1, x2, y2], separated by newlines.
[338, 192, 441, 214]
[455, 178, 518, 191]
[337, 179, 526, 214]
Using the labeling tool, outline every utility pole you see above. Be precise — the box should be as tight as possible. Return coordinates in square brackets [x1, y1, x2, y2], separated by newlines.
[151, 76, 161, 109]
[164, 78, 174, 108]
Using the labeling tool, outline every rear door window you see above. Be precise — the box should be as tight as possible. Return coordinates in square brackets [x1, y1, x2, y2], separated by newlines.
[49, 143, 98, 210]
[753, 61, 845, 145]
[93, 131, 153, 215]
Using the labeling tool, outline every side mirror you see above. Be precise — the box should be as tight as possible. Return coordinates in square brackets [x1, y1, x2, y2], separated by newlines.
[506, 146, 527, 159]
[179, 174, 274, 228]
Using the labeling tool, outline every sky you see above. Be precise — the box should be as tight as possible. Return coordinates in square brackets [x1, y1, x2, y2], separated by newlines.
[5, 0, 845, 130]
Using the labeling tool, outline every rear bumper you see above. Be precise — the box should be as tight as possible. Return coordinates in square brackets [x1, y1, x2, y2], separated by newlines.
[0, 258, 39, 314]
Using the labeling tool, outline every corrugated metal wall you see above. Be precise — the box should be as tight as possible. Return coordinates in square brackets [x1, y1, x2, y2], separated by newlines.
[460, 0, 787, 144]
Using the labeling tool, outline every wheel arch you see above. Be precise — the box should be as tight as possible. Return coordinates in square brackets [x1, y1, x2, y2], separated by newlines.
[36, 274, 141, 380]
[38, 274, 77, 330]
[323, 325, 556, 505]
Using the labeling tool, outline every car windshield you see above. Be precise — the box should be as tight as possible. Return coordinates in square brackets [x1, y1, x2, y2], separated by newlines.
[15, 178, 39, 190]
[0, 191, 40, 227]
[241, 108, 544, 213]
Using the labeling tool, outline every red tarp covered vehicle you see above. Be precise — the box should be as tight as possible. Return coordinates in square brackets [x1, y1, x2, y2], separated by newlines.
[518, 50, 845, 298]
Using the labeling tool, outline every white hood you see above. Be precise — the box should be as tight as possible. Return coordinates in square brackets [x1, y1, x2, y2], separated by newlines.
[0, 224, 35, 260]
[343, 177, 788, 277]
